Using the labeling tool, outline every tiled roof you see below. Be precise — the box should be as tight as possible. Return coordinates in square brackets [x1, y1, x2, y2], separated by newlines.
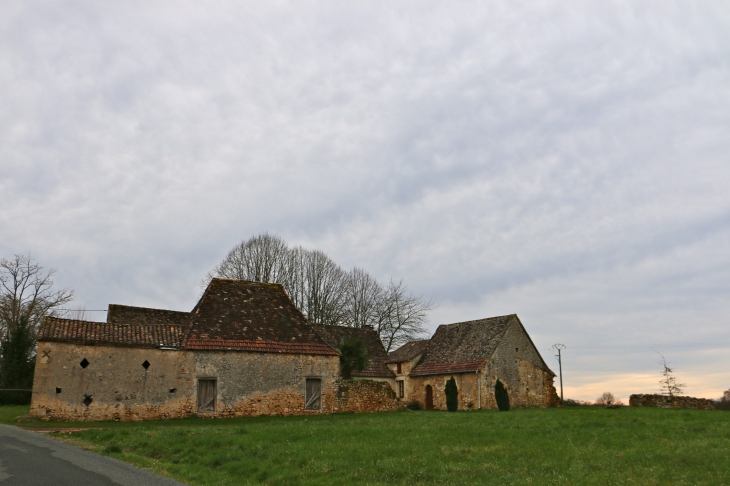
[311, 325, 394, 378]
[38, 279, 338, 356]
[38, 317, 184, 349]
[186, 338, 338, 355]
[409, 315, 515, 376]
[385, 340, 430, 363]
[407, 361, 487, 376]
[184, 279, 332, 353]
[107, 304, 189, 327]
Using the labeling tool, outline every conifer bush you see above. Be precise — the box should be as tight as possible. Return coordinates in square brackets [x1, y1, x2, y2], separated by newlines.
[495, 379, 510, 411]
[445, 377, 458, 412]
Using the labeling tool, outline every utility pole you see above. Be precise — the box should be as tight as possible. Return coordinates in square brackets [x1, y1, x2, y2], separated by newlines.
[552, 344, 566, 402]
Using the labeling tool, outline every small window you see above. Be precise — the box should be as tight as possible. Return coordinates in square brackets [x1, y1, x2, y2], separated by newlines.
[55, 387, 62, 394]
[169, 388, 177, 393]
[397, 363, 402, 374]
[80, 358, 89, 368]
[398, 380, 404, 399]
[197, 379, 216, 412]
[82, 395, 93, 406]
[515, 348, 519, 353]
[305, 378, 322, 410]
[142, 360, 150, 370]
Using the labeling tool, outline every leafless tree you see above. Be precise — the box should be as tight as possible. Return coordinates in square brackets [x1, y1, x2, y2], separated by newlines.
[341, 267, 383, 329]
[299, 249, 347, 326]
[201, 233, 290, 288]
[595, 392, 623, 407]
[207, 234, 434, 343]
[0, 254, 74, 342]
[375, 279, 434, 353]
[66, 305, 90, 322]
[658, 354, 685, 397]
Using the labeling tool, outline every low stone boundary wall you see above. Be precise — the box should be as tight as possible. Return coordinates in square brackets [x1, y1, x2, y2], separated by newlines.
[332, 379, 401, 413]
[629, 394, 715, 410]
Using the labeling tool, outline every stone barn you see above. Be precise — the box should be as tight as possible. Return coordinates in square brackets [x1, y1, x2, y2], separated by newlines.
[386, 315, 558, 410]
[30, 278, 399, 421]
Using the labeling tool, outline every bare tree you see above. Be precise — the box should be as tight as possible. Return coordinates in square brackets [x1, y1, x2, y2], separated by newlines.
[300, 249, 347, 326]
[341, 267, 383, 329]
[0, 254, 74, 342]
[375, 279, 434, 353]
[658, 354, 685, 397]
[206, 234, 434, 343]
[66, 305, 90, 322]
[201, 233, 289, 288]
[595, 392, 623, 407]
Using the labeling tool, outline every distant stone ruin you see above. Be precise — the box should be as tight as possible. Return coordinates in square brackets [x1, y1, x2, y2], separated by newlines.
[629, 394, 715, 410]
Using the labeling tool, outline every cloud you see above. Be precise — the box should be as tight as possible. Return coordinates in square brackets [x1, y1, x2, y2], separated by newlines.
[1, 1, 729, 396]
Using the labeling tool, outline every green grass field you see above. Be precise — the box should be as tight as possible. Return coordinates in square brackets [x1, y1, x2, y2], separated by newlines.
[4, 406, 730, 485]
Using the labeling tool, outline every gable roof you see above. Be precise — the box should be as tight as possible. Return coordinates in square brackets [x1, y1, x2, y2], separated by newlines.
[311, 325, 394, 378]
[385, 340, 430, 364]
[38, 278, 337, 356]
[107, 304, 189, 327]
[38, 317, 185, 349]
[409, 315, 515, 376]
[183, 279, 337, 355]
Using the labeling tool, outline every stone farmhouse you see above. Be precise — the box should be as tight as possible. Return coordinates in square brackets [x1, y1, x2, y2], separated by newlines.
[386, 315, 558, 410]
[30, 278, 556, 421]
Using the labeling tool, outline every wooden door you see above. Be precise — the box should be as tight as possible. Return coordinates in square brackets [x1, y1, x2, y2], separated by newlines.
[425, 385, 433, 410]
[197, 379, 216, 412]
[305, 378, 321, 410]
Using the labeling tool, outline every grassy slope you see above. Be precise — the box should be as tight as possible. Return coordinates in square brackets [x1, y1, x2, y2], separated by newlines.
[4, 406, 730, 485]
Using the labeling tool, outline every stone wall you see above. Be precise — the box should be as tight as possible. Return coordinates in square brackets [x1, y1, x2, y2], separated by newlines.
[480, 321, 558, 409]
[629, 394, 715, 410]
[31, 342, 399, 421]
[31, 342, 197, 422]
[194, 349, 339, 418]
[407, 373, 481, 411]
[386, 355, 424, 402]
[331, 379, 401, 413]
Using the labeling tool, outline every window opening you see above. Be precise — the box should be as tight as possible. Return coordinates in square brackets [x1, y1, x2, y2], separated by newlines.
[197, 379, 216, 412]
[55, 387, 62, 394]
[169, 388, 177, 393]
[398, 380, 404, 398]
[397, 363, 402, 374]
[82, 395, 93, 406]
[142, 360, 150, 370]
[80, 358, 89, 368]
[305, 378, 322, 410]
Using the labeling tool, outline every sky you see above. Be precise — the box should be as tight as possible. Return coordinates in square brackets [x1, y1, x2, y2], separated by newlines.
[1, 1, 729, 403]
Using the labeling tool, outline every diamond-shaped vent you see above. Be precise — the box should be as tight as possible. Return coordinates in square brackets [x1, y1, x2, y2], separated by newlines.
[142, 360, 150, 370]
[82, 395, 93, 406]
[80, 358, 89, 369]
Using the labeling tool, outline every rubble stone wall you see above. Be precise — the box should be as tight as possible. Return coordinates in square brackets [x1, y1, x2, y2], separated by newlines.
[31, 342, 399, 421]
[629, 394, 715, 410]
[30, 342, 196, 422]
[331, 379, 401, 413]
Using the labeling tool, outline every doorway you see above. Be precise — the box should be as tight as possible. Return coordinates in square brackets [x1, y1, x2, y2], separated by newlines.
[425, 385, 433, 410]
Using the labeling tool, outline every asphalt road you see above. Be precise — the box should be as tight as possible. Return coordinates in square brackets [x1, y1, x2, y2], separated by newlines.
[0, 424, 185, 485]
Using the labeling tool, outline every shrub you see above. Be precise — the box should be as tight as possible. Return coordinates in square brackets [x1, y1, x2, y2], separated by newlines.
[445, 377, 458, 412]
[406, 402, 420, 411]
[595, 392, 624, 408]
[716, 389, 730, 411]
[562, 398, 592, 407]
[0, 390, 32, 405]
[495, 379, 510, 412]
[337, 338, 370, 380]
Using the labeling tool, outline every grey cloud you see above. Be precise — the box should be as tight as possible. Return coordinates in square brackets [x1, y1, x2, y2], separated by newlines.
[1, 1, 729, 399]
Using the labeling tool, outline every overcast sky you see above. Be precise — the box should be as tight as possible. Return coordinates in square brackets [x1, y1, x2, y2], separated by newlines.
[2, 1, 728, 402]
